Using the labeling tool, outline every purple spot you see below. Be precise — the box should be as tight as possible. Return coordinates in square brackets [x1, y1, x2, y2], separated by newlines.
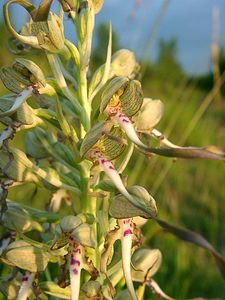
[73, 248, 81, 254]
[109, 166, 115, 170]
[71, 258, 81, 266]
[23, 276, 29, 282]
[73, 268, 78, 275]
[124, 229, 133, 237]
[118, 113, 123, 118]
[122, 118, 129, 123]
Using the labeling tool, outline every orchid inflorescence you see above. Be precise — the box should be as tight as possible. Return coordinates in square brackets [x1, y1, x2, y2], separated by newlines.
[0, 1, 224, 300]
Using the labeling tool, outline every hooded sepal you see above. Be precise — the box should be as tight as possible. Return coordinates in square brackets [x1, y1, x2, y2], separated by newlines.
[109, 185, 157, 219]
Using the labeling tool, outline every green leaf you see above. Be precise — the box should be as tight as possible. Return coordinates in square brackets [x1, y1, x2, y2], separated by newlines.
[39, 281, 71, 299]
[154, 217, 225, 279]
[88, 23, 112, 103]
[2, 206, 44, 233]
[95, 179, 116, 192]
[7, 200, 61, 223]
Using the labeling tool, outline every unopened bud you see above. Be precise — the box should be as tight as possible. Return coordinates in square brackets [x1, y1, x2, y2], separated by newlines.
[4, 240, 49, 272]
[80, 280, 102, 299]
[131, 248, 162, 281]
[111, 49, 139, 78]
[31, 12, 65, 53]
[135, 98, 164, 132]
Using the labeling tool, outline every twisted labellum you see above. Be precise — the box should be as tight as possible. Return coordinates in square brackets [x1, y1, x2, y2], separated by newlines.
[17, 271, 35, 300]
[114, 111, 147, 148]
[98, 155, 136, 205]
[69, 236, 82, 300]
[118, 218, 137, 300]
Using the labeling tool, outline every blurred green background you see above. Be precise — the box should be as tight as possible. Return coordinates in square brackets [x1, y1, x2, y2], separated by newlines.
[0, 0, 225, 299]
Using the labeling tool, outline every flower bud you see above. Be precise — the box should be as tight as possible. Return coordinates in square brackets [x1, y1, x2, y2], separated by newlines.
[134, 98, 164, 132]
[80, 281, 102, 299]
[12, 58, 46, 88]
[0, 59, 45, 93]
[131, 248, 162, 281]
[60, 215, 83, 233]
[0, 67, 29, 94]
[4, 240, 49, 272]
[31, 12, 65, 53]
[71, 223, 96, 248]
[93, 0, 104, 14]
[110, 49, 139, 78]
[100, 76, 143, 117]
[58, 0, 77, 18]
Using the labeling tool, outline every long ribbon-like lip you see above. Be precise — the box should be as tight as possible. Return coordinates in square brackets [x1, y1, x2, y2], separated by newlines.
[114, 112, 147, 148]
[17, 271, 35, 300]
[119, 218, 138, 300]
[113, 111, 225, 161]
[69, 238, 82, 300]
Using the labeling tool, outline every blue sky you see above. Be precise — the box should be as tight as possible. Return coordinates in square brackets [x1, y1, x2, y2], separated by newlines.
[1, 0, 225, 74]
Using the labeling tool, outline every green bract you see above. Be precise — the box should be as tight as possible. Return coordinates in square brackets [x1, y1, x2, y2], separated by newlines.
[110, 49, 139, 78]
[134, 98, 164, 132]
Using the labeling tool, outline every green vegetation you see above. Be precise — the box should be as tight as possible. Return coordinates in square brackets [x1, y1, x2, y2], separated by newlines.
[0, 2, 225, 299]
